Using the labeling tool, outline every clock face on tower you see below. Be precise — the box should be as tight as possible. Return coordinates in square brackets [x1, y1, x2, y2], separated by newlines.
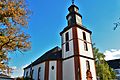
[76, 15, 82, 25]
[74, 7, 78, 12]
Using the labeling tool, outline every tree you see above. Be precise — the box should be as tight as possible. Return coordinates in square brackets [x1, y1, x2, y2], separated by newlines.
[93, 47, 116, 80]
[0, 0, 30, 27]
[0, 0, 31, 74]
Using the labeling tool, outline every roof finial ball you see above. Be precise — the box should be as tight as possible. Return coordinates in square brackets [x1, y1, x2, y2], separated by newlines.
[72, 0, 74, 5]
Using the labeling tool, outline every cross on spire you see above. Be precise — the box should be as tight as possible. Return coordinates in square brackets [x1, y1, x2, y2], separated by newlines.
[72, 0, 74, 4]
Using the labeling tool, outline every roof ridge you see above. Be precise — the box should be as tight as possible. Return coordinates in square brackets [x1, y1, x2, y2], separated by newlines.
[44, 46, 61, 54]
[24, 46, 62, 69]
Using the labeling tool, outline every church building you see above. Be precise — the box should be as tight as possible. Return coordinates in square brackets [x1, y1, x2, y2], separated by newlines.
[24, 2, 97, 80]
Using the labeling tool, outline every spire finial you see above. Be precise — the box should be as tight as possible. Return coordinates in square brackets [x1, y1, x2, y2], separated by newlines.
[72, 0, 74, 5]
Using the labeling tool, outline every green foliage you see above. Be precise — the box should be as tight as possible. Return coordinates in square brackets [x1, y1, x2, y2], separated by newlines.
[93, 47, 116, 80]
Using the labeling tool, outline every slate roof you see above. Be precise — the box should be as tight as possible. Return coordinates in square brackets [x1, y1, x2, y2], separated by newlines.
[24, 46, 62, 69]
[107, 59, 120, 69]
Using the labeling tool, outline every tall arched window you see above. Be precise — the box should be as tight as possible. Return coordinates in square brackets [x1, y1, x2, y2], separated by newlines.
[26, 71, 28, 77]
[65, 32, 69, 52]
[83, 32, 86, 40]
[83, 32, 88, 51]
[31, 69, 34, 79]
[84, 42, 88, 51]
[65, 32, 69, 41]
[86, 60, 90, 70]
[66, 42, 69, 52]
[38, 67, 41, 80]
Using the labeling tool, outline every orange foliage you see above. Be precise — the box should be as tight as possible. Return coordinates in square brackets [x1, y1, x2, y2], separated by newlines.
[0, 0, 31, 74]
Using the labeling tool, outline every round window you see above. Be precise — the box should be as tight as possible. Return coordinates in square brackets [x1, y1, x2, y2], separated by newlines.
[51, 66, 54, 70]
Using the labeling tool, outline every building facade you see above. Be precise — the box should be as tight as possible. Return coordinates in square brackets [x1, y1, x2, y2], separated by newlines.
[0, 74, 13, 80]
[24, 3, 97, 80]
[107, 59, 120, 80]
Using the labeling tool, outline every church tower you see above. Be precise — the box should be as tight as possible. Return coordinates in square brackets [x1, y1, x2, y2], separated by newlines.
[60, 2, 97, 80]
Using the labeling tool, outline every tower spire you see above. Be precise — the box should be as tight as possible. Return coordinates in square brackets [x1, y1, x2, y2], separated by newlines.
[72, 0, 74, 5]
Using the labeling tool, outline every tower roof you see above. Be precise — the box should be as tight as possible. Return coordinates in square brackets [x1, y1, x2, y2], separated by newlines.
[68, 4, 79, 12]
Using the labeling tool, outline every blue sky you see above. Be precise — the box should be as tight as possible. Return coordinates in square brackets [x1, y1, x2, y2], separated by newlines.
[8, 0, 120, 77]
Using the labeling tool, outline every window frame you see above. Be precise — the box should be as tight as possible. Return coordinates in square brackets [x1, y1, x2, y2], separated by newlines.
[31, 69, 34, 79]
[84, 42, 88, 51]
[66, 42, 69, 52]
[38, 67, 41, 80]
[51, 66, 54, 70]
[26, 71, 28, 77]
[65, 32, 69, 42]
[86, 60, 90, 70]
[83, 32, 86, 41]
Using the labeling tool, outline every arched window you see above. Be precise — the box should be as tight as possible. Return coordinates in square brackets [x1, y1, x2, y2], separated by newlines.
[38, 67, 41, 80]
[65, 32, 69, 41]
[51, 66, 54, 70]
[26, 71, 28, 77]
[86, 60, 90, 70]
[31, 69, 34, 79]
[83, 32, 86, 40]
[83, 32, 88, 51]
[84, 42, 88, 51]
[66, 42, 69, 52]
[65, 32, 70, 52]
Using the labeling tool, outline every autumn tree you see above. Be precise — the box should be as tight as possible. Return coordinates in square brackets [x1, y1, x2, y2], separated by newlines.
[93, 47, 116, 80]
[0, 0, 31, 74]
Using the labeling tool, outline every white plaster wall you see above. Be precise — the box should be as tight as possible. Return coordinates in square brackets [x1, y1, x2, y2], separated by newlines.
[89, 59, 96, 80]
[63, 57, 75, 80]
[24, 62, 45, 80]
[62, 28, 74, 59]
[62, 40, 74, 58]
[78, 40, 93, 58]
[77, 27, 93, 58]
[77, 28, 83, 40]
[49, 61, 57, 80]
[36, 62, 45, 80]
[86, 31, 91, 43]
[32, 65, 37, 80]
[62, 28, 73, 44]
[24, 68, 30, 77]
[77, 27, 91, 43]
[80, 57, 96, 80]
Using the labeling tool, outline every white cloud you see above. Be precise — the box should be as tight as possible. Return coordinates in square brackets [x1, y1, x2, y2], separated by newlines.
[104, 49, 120, 61]
[11, 67, 23, 78]
[22, 64, 29, 69]
[11, 66, 17, 70]
[10, 64, 29, 78]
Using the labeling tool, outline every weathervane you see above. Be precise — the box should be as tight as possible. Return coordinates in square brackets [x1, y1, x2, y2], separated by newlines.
[72, 0, 74, 4]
